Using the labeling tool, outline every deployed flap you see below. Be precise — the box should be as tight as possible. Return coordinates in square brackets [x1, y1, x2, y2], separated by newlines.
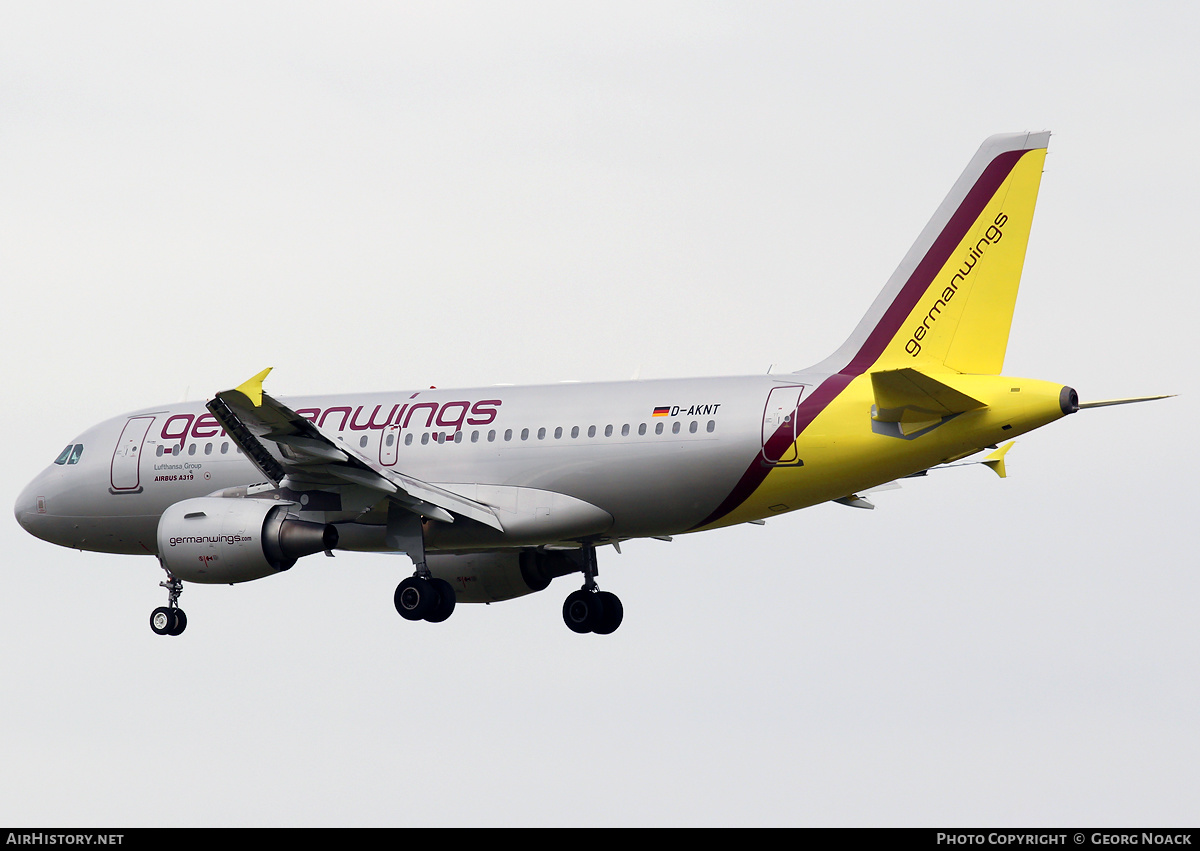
[871, 368, 987, 423]
[207, 370, 504, 532]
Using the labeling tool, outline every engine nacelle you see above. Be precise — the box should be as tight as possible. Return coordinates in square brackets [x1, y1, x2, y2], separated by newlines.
[157, 497, 338, 584]
[426, 549, 584, 603]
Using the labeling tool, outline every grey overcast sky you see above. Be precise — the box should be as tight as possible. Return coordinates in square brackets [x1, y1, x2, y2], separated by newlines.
[1, 1, 1195, 827]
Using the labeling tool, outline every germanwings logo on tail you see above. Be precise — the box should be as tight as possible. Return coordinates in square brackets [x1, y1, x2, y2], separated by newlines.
[904, 212, 1009, 358]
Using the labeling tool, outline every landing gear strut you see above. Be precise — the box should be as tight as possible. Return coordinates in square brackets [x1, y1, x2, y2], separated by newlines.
[562, 545, 623, 635]
[150, 570, 187, 636]
[388, 503, 456, 624]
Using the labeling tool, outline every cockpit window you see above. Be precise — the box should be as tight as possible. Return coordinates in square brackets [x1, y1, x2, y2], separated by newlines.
[55, 444, 85, 465]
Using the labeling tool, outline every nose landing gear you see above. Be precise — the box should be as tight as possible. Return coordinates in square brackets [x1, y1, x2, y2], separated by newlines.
[150, 572, 186, 636]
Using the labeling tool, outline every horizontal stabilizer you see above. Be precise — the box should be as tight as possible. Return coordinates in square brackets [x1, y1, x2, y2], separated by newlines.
[982, 441, 1014, 478]
[833, 495, 875, 510]
[871, 368, 987, 424]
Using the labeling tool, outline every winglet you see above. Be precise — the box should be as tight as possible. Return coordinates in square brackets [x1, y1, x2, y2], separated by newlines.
[982, 441, 1015, 478]
[233, 367, 273, 408]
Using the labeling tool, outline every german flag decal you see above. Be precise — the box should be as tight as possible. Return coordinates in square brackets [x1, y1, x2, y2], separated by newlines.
[652, 406, 671, 417]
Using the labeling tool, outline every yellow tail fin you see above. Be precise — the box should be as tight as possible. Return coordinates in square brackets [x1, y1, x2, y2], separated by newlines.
[817, 133, 1049, 377]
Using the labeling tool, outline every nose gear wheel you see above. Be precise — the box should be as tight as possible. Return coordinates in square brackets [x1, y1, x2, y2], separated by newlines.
[150, 569, 187, 636]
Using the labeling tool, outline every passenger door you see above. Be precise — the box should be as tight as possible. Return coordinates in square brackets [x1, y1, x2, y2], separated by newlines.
[761, 386, 805, 465]
[110, 416, 155, 493]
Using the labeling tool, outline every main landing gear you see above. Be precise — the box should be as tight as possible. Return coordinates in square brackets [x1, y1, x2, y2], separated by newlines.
[384, 500, 622, 634]
[388, 504, 457, 624]
[562, 545, 623, 635]
[394, 574, 456, 623]
[150, 571, 187, 636]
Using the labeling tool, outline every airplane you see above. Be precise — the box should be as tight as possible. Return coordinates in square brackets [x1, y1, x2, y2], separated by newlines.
[14, 131, 1170, 637]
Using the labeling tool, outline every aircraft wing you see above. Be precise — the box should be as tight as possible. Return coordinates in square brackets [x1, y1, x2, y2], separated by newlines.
[205, 368, 504, 531]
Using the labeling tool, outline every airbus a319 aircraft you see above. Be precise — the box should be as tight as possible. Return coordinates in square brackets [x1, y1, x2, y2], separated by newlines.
[15, 132, 1167, 636]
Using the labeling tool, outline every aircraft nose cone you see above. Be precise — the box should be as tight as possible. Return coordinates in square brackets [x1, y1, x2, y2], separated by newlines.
[15, 470, 61, 545]
[14, 478, 42, 535]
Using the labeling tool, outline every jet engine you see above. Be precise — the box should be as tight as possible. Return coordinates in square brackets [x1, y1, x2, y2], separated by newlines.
[426, 549, 584, 603]
[156, 497, 338, 584]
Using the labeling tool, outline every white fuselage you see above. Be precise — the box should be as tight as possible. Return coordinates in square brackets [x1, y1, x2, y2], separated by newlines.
[15, 372, 827, 556]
